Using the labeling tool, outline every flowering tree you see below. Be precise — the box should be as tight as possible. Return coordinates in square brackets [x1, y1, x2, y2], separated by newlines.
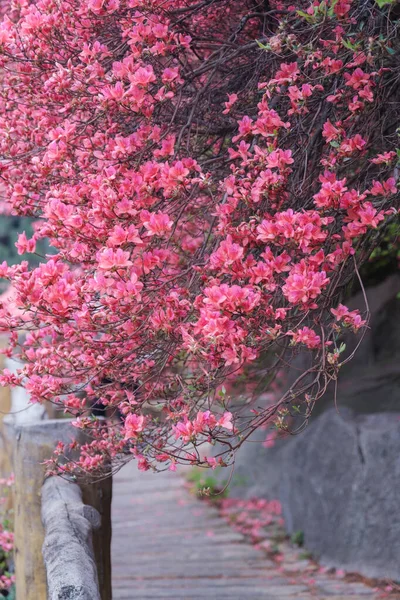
[0, 0, 398, 475]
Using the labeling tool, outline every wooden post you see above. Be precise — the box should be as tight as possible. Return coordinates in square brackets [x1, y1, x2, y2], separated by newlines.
[8, 419, 112, 600]
[81, 473, 113, 600]
[0, 336, 12, 481]
[77, 423, 113, 600]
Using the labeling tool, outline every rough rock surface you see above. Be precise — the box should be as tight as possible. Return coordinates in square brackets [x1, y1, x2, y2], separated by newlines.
[223, 409, 400, 581]
[280, 409, 400, 581]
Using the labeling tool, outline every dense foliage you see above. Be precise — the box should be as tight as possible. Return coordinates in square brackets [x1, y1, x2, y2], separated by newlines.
[0, 0, 398, 474]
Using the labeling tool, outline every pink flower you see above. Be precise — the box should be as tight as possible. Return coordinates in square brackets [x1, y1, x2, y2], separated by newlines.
[313, 172, 348, 208]
[15, 232, 36, 255]
[218, 412, 233, 431]
[141, 211, 174, 237]
[232, 115, 253, 141]
[124, 414, 145, 439]
[97, 248, 132, 270]
[282, 262, 329, 304]
[161, 67, 181, 84]
[252, 109, 290, 137]
[173, 420, 194, 442]
[133, 66, 156, 86]
[203, 284, 260, 313]
[370, 151, 396, 165]
[137, 457, 150, 471]
[334, 0, 352, 17]
[274, 62, 299, 83]
[166, 161, 189, 183]
[357, 202, 385, 228]
[349, 95, 364, 112]
[344, 68, 370, 90]
[339, 134, 366, 155]
[223, 93, 238, 114]
[88, 0, 105, 13]
[210, 235, 244, 269]
[288, 326, 321, 349]
[331, 304, 366, 331]
[102, 81, 125, 101]
[205, 456, 218, 469]
[154, 135, 175, 158]
[193, 410, 217, 433]
[370, 178, 397, 197]
[330, 303, 349, 320]
[265, 149, 294, 169]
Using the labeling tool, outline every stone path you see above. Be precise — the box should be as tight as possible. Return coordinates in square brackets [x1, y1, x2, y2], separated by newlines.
[111, 461, 384, 599]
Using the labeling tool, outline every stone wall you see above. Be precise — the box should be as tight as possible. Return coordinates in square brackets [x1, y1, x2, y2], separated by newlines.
[280, 409, 400, 581]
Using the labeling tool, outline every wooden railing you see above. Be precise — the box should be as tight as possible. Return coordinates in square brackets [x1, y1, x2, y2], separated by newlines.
[42, 475, 102, 600]
[4, 418, 112, 600]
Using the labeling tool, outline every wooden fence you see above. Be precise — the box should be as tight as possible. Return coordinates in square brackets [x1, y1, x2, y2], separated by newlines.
[0, 371, 112, 600]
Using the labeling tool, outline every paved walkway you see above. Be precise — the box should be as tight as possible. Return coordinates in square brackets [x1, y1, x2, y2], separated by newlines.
[111, 461, 382, 599]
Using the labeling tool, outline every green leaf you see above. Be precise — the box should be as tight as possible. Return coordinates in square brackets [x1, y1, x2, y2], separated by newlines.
[296, 9, 314, 21]
[218, 385, 226, 397]
[256, 39, 270, 50]
[375, 0, 395, 7]
[291, 530, 305, 547]
[327, 0, 339, 16]
[342, 38, 358, 51]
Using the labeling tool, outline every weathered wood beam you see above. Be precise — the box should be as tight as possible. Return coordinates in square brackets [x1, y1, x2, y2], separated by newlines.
[41, 476, 101, 600]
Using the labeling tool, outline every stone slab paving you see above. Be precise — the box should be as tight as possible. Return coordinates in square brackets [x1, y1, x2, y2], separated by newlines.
[111, 461, 388, 599]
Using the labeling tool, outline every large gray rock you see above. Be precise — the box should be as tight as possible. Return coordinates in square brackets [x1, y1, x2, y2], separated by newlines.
[280, 409, 400, 580]
[224, 409, 400, 581]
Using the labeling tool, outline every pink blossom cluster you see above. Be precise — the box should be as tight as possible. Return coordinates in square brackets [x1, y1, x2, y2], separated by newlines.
[173, 411, 233, 443]
[331, 304, 366, 332]
[0, 0, 397, 474]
